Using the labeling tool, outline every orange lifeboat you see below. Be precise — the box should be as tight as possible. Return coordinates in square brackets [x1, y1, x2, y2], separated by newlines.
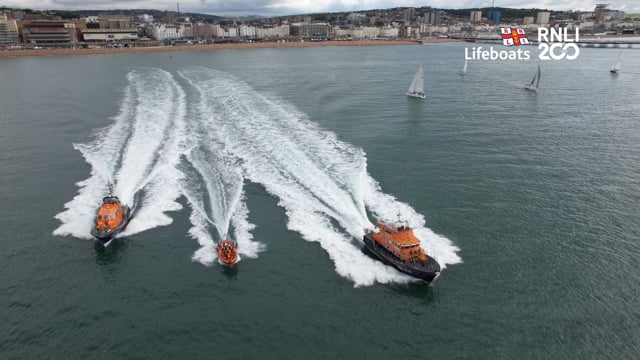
[217, 239, 238, 266]
[90, 184, 131, 246]
[363, 220, 440, 283]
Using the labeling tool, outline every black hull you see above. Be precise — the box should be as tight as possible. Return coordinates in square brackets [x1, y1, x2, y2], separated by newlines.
[91, 206, 131, 245]
[363, 234, 440, 283]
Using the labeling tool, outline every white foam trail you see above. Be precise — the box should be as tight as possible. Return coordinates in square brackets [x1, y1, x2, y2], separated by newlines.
[179, 69, 264, 265]
[185, 148, 242, 238]
[179, 67, 460, 285]
[231, 199, 261, 258]
[54, 68, 186, 239]
[187, 196, 217, 266]
[119, 69, 187, 236]
[53, 75, 136, 239]
[286, 202, 410, 286]
[181, 148, 263, 266]
[363, 176, 463, 268]
[114, 69, 185, 205]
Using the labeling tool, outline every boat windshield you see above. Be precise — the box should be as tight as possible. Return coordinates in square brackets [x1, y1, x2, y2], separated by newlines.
[400, 243, 420, 249]
[103, 196, 120, 204]
[385, 223, 398, 233]
[382, 223, 411, 233]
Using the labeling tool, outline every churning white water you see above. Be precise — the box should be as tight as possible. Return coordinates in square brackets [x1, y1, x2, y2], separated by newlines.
[55, 66, 460, 285]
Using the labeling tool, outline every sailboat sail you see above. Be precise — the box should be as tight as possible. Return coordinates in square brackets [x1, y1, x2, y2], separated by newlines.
[407, 63, 425, 99]
[525, 65, 540, 91]
[460, 58, 468, 75]
[610, 52, 622, 73]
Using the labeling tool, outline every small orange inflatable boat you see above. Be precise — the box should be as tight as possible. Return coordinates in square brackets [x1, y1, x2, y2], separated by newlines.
[217, 239, 238, 266]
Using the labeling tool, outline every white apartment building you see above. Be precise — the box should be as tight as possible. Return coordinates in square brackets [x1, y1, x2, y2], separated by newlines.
[221, 27, 238, 38]
[179, 23, 192, 38]
[139, 14, 154, 22]
[470, 11, 482, 23]
[333, 28, 350, 38]
[0, 12, 19, 44]
[255, 25, 290, 38]
[210, 24, 222, 37]
[333, 25, 400, 39]
[536, 12, 550, 25]
[350, 26, 380, 39]
[379, 27, 398, 38]
[152, 24, 180, 40]
[239, 25, 256, 37]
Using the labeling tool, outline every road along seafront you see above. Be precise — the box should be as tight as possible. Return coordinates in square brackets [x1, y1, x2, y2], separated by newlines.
[0, 39, 447, 58]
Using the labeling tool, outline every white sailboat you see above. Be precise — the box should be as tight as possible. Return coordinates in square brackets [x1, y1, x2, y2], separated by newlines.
[459, 58, 468, 76]
[610, 51, 622, 73]
[525, 65, 541, 92]
[407, 63, 425, 99]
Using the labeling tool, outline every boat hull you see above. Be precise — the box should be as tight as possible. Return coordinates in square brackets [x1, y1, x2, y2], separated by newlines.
[363, 234, 440, 283]
[407, 92, 426, 99]
[90, 205, 131, 245]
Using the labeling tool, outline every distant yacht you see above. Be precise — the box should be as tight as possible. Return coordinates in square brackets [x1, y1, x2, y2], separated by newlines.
[525, 65, 541, 92]
[610, 51, 622, 73]
[407, 63, 426, 99]
[459, 58, 468, 76]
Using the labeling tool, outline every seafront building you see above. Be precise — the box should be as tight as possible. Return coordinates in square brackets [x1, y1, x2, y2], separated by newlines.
[0, 4, 638, 49]
[0, 11, 19, 44]
[536, 12, 551, 25]
[21, 20, 78, 45]
[82, 28, 139, 42]
[470, 11, 483, 24]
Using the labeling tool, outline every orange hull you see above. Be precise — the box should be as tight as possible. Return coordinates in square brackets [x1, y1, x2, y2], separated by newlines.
[217, 239, 238, 266]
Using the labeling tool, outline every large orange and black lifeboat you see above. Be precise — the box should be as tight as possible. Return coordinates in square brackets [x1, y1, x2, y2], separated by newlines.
[90, 183, 131, 246]
[217, 238, 238, 266]
[363, 220, 440, 283]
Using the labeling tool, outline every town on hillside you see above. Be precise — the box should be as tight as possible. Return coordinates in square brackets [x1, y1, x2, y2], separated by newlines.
[0, 4, 638, 49]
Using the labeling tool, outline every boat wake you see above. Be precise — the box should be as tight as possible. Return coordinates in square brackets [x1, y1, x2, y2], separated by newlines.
[55, 66, 461, 285]
[179, 67, 461, 286]
[54, 67, 264, 266]
[179, 89, 264, 265]
[53, 68, 186, 239]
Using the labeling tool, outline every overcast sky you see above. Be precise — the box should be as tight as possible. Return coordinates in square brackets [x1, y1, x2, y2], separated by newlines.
[3, 1, 639, 16]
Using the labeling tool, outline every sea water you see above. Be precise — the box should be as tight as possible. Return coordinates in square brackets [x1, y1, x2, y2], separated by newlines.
[1, 44, 639, 358]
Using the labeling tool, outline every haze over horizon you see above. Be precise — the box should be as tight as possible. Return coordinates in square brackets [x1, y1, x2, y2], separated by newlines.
[2, 0, 639, 17]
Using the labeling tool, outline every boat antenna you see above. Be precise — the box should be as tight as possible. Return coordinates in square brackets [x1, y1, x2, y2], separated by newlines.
[108, 182, 114, 196]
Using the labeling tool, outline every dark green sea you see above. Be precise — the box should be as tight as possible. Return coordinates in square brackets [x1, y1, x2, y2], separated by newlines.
[1, 43, 639, 359]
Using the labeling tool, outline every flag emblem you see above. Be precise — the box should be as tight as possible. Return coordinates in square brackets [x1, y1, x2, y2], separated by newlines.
[500, 27, 530, 46]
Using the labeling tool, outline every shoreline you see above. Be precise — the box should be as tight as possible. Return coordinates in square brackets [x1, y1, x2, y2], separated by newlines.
[0, 38, 462, 58]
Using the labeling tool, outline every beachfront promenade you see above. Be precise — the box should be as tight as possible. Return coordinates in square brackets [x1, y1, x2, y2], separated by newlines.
[0, 39, 456, 58]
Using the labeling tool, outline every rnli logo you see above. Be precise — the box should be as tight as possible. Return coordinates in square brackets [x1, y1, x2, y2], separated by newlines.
[500, 27, 530, 46]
